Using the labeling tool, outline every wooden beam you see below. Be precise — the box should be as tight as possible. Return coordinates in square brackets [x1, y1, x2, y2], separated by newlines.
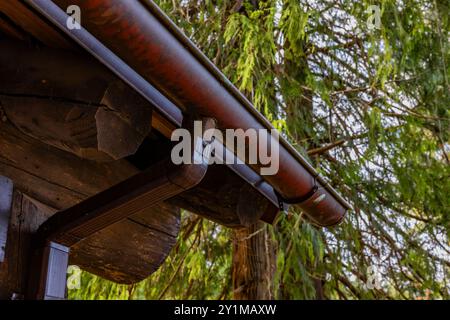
[0, 40, 280, 224]
[0, 121, 138, 209]
[0, 39, 153, 161]
[70, 205, 179, 284]
[38, 156, 210, 248]
[0, 14, 28, 40]
[151, 110, 176, 138]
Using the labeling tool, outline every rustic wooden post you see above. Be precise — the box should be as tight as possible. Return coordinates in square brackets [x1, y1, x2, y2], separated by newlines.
[0, 187, 54, 300]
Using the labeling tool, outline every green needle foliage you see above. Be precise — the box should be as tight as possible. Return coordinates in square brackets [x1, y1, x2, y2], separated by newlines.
[70, 0, 449, 300]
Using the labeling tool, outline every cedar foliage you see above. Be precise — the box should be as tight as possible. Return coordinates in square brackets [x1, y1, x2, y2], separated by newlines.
[70, 0, 449, 300]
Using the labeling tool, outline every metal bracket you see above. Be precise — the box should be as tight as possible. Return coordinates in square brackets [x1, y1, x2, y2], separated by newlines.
[0, 176, 13, 263]
[30, 242, 69, 300]
[274, 175, 320, 212]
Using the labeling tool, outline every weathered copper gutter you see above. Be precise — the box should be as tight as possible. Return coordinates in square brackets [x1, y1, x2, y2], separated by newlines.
[26, 0, 351, 226]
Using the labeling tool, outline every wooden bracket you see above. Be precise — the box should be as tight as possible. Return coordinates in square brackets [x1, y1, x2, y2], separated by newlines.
[27, 118, 215, 299]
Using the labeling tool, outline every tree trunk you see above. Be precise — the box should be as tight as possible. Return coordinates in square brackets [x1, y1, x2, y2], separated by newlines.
[232, 222, 275, 299]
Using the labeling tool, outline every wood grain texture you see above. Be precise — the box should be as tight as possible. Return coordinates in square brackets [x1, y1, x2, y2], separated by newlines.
[0, 1, 73, 49]
[237, 183, 270, 227]
[0, 123, 180, 284]
[0, 122, 136, 209]
[71, 202, 180, 284]
[0, 14, 27, 40]
[38, 158, 187, 246]
[0, 191, 53, 300]
[0, 39, 153, 161]
[71, 214, 178, 284]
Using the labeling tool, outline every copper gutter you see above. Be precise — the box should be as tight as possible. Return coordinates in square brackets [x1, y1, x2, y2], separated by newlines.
[26, 0, 351, 226]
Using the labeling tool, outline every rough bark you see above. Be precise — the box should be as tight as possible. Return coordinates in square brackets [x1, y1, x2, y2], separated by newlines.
[232, 222, 275, 299]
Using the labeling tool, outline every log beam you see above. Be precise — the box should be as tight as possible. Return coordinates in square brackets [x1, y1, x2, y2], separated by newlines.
[30, 241, 69, 300]
[37, 117, 216, 248]
[0, 121, 181, 284]
[0, 121, 138, 209]
[0, 38, 153, 161]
